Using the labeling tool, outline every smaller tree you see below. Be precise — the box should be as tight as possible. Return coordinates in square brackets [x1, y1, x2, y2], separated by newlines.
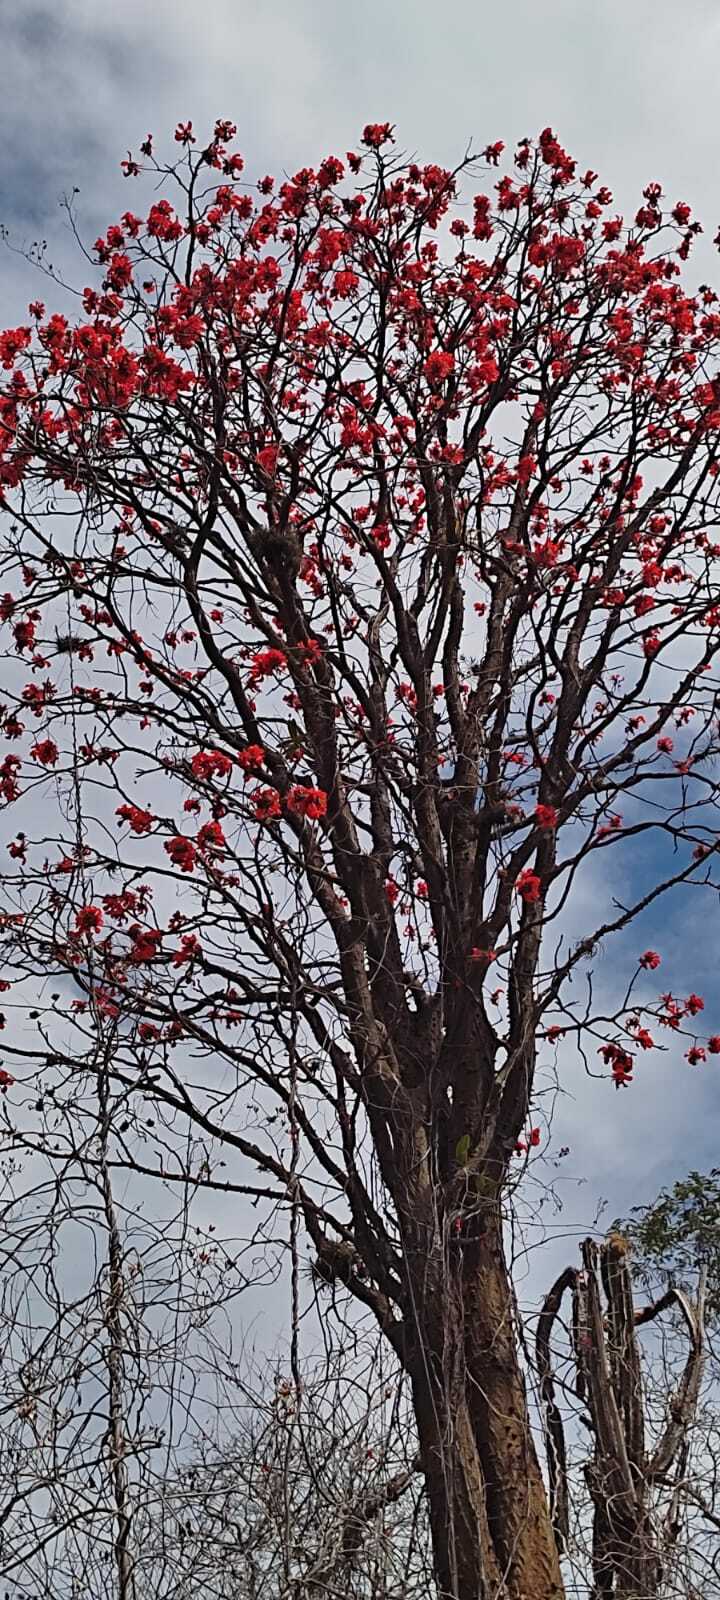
[624, 1167, 720, 1321]
[137, 1359, 426, 1600]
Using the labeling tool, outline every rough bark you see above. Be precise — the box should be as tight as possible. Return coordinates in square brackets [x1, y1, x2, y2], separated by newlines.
[404, 1206, 564, 1600]
[538, 1237, 707, 1600]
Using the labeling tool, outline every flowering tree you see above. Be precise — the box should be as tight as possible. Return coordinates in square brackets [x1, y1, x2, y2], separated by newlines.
[1, 117, 720, 1597]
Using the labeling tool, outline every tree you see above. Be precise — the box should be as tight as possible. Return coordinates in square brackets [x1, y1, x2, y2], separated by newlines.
[624, 1168, 720, 1322]
[0, 116, 720, 1597]
[0, 1232, 425, 1600]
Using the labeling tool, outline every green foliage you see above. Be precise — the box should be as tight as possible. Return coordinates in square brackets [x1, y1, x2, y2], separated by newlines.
[455, 1134, 471, 1167]
[622, 1168, 720, 1318]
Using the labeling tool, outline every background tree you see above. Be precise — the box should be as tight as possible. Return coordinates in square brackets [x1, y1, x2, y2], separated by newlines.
[624, 1167, 720, 1322]
[1, 117, 720, 1597]
[0, 1135, 424, 1600]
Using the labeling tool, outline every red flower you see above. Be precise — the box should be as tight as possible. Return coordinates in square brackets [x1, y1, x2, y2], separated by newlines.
[172, 933, 201, 967]
[74, 905, 104, 936]
[423, 351, 455, 387]
[197, 820, 226, 854]
[686, 992, 705, 1015]
[146, 201, 183, 242]
[116, 803, 155, 835]
[256, 444, 279, 476]
[106, 252, 133, 291]
[164, 835, 197, 873]
[191, 749, 233, 781]
[516, 868, 542, 903]
[0, 327, 31, 369]
[286, 785, 328, 820]
[361, 122, 394, 149]
[251, 787, 282, 822]
[129, 927, 163, 964]
[686, 1046, 706, 1064]
[639, 950, 661, 970]
[248, 648, 287, 684]
[708, 1036, 720, 1054]
[13, 619, 37, 653]
[333, 269, 359, 299]
[31, 739, 59, 766]
[528, 1127, 541, 1147]
[534, 804, 558, 830]
[384, 878, 400, 905]
[599, 1041, 634, 1087]
[237, 744, 265, 774]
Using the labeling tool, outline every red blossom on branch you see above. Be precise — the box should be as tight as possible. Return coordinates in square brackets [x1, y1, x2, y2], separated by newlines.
[164, 836, 197, 873]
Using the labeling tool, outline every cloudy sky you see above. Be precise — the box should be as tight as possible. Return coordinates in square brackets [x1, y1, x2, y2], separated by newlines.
[2, 0, 720, 1308]
[2, 0, 719, 271]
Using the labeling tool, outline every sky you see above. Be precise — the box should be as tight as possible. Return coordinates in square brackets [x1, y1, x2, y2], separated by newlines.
[2, 0, 720, 1325]
[2, 0, 720, 276]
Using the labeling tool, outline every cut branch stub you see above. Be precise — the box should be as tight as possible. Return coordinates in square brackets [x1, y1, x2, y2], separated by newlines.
[539, 1236, 707, 1597]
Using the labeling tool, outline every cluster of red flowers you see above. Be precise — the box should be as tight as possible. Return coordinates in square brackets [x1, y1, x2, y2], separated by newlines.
[286, 785, 328, 819]
[31, 738, 59, 767]
[172, 933, 201, 967]
[599, 1042, 635, 1089]
[197, 820, 225, 854]
[74, 905, 104, 937]
[249, 784, 328, 823]
[251, 788, 283, 822]
[164, 835, 197, 873]
[423, 351, 455, 387]
[116, 803, 155, 835]
[191, 749, 233, 781]
[534, 804, 558, 830]
[128, 925, 163, 964]
[516, 1127, 541, 1155]
[248, 648, 287, 685]
[516, 868, 542, 903]
[237, 744, 265, 774]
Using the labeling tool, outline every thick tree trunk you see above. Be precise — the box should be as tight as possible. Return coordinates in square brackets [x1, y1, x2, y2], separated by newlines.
[405, 1210, 565, 1600]
[463, 1220, 565, 1599]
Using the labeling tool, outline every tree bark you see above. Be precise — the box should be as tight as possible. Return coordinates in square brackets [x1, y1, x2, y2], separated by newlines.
[404, 1208, 564, 1600]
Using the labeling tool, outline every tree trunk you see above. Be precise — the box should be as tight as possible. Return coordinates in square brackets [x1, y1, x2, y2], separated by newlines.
[405, 1209, 565, 1600]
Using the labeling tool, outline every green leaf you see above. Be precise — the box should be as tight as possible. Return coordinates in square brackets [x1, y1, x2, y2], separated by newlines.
[455, 1134, 471, 1167]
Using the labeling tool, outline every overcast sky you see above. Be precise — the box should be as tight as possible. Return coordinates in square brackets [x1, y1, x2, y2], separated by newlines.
[2, 0, 720, 1314]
